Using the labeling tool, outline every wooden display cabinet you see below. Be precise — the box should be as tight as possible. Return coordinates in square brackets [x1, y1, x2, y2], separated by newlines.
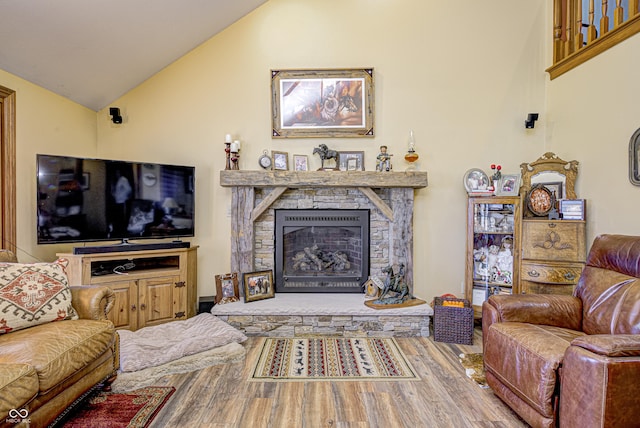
[465, 196, 522, 317]
[58, 246, 198, 330]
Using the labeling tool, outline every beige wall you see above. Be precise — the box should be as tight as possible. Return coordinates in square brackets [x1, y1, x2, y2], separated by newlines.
[6, 0, 635, 302]
[546, 35, 640, 243]
[0, 69, 97, 263]
[95, 0, 549, 299]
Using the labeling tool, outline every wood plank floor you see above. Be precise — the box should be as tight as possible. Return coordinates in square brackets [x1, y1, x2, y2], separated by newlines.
[150, 328, 527, 427]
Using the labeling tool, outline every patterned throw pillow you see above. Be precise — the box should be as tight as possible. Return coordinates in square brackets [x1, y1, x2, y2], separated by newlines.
[0, 259, 78, 334]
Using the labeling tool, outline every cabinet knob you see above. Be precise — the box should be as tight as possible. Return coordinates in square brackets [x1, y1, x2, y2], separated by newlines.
[140, 303, 146, 311]
[131, 304, 137, 312]
[527, 270, 540, 278]
[564, 272, 576, 281]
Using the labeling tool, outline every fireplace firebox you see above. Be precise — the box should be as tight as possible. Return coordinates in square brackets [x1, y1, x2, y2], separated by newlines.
[275, 209, 369, 293]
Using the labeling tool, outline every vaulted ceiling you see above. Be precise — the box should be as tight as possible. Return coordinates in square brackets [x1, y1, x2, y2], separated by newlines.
[0, 0, 268, 111]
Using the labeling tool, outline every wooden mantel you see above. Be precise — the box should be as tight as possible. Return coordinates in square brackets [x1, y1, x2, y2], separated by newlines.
[219, 170, 428, 188]
[220, 170, 428, 289]
[221, 170, 428, 222]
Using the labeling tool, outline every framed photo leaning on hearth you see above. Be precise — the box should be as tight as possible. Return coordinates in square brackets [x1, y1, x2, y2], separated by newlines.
[243, 270, 275, 303]
[215, 273, 239, 305]
[271, 68, 375, 138]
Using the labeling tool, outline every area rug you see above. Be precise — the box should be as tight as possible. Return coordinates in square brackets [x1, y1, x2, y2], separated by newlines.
[112, 341, 246, 392]
[60, 386, 175, 428]
[459, 353, 488, 388]
[251, 337, 419, 381]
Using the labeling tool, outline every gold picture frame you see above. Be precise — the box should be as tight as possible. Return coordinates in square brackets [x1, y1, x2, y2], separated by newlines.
[243, 270, 275, 303]
[271, 68, 375, 138]
[215, 273, 239, 305]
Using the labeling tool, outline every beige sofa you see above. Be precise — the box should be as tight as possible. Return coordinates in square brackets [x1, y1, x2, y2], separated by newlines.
[0, 250, 119, 428]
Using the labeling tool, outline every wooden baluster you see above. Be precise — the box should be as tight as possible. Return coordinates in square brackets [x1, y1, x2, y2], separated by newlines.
[614, 0, 624, 27]
[554, 0, 565, 61]
[588, 0, 598, 42]
[600, 0, 610, 36]
[631, 0, 639, 16]
[575, 0, 584, 50]
[565, 0, 573, 56]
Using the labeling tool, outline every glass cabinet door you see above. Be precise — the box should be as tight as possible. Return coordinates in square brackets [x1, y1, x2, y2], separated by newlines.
[465, 196, 522, 317]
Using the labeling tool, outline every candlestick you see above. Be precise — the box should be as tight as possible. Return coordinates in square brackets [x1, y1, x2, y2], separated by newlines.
[230, 150, 240, 170]
[224, 142, 231, 170]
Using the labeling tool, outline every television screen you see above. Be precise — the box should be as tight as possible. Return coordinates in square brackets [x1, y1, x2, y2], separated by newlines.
[37, 154, 195, 244]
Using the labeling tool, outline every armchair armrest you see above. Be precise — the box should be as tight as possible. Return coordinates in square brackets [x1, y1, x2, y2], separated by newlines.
[571, 334, 640, 357]
[70, 285, 115, 320]
[560, 334, 640, 427]
[482, 294, 582, 349]
[484, 294, 582, 329]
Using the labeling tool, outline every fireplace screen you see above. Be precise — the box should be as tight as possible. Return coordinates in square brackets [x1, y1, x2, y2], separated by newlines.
[275, 209, 369, 292]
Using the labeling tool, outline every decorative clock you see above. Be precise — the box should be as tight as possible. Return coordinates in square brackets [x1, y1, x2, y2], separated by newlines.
[258, 150, 272, 170]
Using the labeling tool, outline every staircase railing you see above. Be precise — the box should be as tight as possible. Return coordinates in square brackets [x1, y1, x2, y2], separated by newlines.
[547, 0, 640, 79]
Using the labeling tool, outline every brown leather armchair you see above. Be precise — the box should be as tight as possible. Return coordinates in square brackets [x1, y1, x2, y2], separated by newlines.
[482, 234, 640, 428]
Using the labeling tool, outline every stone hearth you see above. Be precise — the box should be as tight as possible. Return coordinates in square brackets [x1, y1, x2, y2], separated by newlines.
[211, 293, 433, 337]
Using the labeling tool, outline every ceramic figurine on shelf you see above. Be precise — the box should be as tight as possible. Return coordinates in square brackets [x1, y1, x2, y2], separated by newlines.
[376, 145, 393, 172]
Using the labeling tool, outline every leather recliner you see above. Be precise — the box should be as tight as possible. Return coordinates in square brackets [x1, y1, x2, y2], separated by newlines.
[482, 234, 640, 428]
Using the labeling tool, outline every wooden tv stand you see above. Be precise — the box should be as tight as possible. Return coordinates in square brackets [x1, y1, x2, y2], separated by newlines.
[58, 246, 198, 331]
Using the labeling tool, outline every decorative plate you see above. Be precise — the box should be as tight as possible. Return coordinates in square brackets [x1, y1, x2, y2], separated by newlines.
[526, 184, 555, 216]
[463, 168, 490, 193]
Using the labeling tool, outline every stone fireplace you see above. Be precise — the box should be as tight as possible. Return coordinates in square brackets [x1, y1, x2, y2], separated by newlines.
[217, 170, 431, 337]
[275, 209, 369, 292]
[220, 170, 428, 294]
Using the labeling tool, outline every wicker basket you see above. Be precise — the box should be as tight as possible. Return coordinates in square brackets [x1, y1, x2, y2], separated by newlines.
[433, 296, 474, 345]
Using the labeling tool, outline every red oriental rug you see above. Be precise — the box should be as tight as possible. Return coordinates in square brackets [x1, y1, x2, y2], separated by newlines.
[61, 386, 175, 428]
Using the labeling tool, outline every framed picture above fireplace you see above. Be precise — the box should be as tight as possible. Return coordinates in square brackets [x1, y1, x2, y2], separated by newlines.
[243, 270, 275, 303]
[271, 68, 375, 138]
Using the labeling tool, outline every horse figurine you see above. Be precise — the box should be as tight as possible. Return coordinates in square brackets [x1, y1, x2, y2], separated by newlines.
[378, 264, 412, 303]
[312, 144, 339, 170]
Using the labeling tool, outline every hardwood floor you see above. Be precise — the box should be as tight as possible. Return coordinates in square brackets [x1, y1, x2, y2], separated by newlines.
[150, 328, 527, 427]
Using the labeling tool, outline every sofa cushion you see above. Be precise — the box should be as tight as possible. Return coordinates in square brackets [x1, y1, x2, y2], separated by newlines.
[0, 319, 115, 392]
[0, 259, 78, 334]
[484, 322, 585, 418]
[0, 363, 38, 419]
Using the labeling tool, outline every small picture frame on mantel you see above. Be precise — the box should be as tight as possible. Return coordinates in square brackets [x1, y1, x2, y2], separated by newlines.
[272, 151, 289, 171]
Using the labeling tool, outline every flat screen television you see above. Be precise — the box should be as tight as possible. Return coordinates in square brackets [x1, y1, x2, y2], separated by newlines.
[37, 154, 195, 245]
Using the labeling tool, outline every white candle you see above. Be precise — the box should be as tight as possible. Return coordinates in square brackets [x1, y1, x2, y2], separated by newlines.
[225, 134, 232, 143]
[231, 142, 239, 152]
